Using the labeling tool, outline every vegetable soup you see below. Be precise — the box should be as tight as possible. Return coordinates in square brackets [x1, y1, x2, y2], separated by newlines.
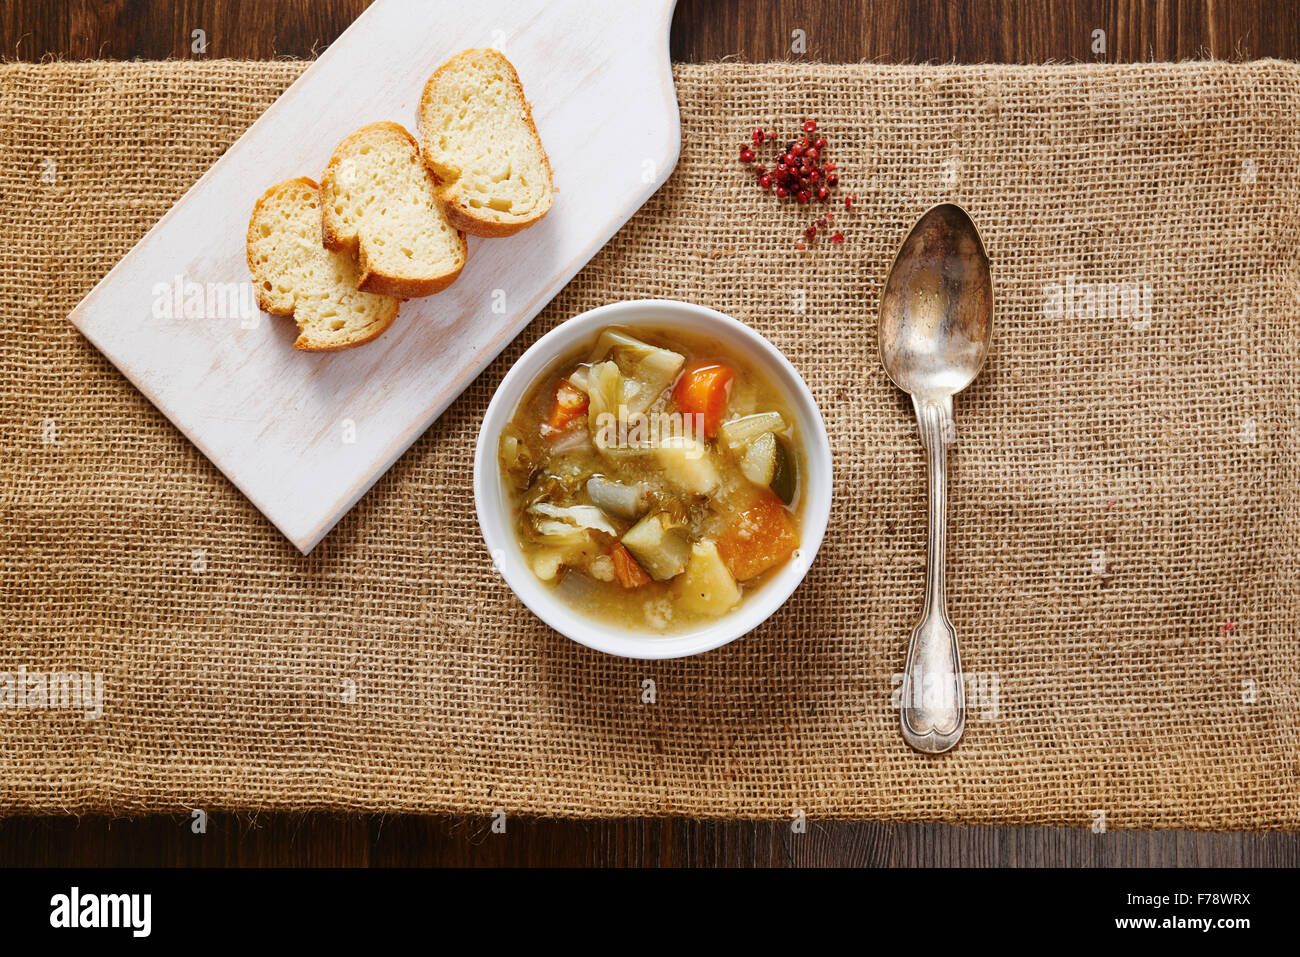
[498, 326, 805, 633]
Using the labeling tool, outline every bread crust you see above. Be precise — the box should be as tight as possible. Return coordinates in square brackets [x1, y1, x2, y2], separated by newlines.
[418, 48, 554, 238]
[246, 177, 399, 352]
[292, 319, 393, 353]
[319, 121, 468, 300]
[352, 258, 464, 300]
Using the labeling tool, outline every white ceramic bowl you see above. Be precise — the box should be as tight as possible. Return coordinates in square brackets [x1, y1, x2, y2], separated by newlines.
[474, 299, 833, 659]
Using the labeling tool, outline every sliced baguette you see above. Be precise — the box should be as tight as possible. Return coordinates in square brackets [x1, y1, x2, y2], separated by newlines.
[246, 177, 399, 352]
[320, 122, 468, 299]
[418, 48, 554, 237]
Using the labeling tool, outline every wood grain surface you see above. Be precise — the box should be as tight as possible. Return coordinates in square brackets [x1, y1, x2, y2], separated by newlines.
[4, 0, 1298, 62]
[3, 814, 1298, 867]
[3, 0, 1298, 867]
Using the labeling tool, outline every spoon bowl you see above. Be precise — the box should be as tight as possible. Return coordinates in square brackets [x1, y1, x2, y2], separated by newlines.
[878, 203, 994, 754]
[879, 203, 993, 401]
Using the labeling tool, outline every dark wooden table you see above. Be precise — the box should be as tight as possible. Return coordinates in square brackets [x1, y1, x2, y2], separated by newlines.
[2, 0, 1297, 867]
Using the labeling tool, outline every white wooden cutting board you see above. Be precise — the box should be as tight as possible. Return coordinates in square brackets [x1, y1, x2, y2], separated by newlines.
[68, 0, 680, 553]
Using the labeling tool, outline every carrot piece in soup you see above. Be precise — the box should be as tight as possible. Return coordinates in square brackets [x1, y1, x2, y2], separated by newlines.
[716, 490, 799, 581]
[610, 543, 652, 588]
[672, 362, 734, 438]
[546, 379, 589, 432]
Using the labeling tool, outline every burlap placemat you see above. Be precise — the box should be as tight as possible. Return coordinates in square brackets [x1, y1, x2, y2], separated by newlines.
[1, 59, 1297, 828]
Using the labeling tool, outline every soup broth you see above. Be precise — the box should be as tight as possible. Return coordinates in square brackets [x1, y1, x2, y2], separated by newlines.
[499, 325, 805, 633]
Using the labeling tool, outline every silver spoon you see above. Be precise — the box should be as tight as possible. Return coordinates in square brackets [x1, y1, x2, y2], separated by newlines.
[878, 203, 993, 754]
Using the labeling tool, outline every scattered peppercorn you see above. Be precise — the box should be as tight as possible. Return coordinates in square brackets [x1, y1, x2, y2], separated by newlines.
[735, 118, 854, 248]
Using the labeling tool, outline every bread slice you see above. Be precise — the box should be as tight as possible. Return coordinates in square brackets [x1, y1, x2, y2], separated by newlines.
[320, 122, 468, 299]
[246, 177, 399, 352]
[418, 48, 554, 237]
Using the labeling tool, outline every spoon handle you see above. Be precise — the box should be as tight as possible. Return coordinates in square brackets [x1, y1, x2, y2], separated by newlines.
[901, 396, 966, 753]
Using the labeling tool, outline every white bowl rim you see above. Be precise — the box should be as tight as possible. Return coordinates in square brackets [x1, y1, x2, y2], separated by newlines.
[473, 298, 833, 660]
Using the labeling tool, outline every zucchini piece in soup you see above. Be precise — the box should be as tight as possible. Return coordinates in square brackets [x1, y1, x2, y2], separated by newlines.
[738, 431, 797, 505]
[768, 436, 797, 505]
[621, 511, 692, 581]
[720, 412, 797, 504]
[719, 412, 787, 451]
[739, 431, 777, 487]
